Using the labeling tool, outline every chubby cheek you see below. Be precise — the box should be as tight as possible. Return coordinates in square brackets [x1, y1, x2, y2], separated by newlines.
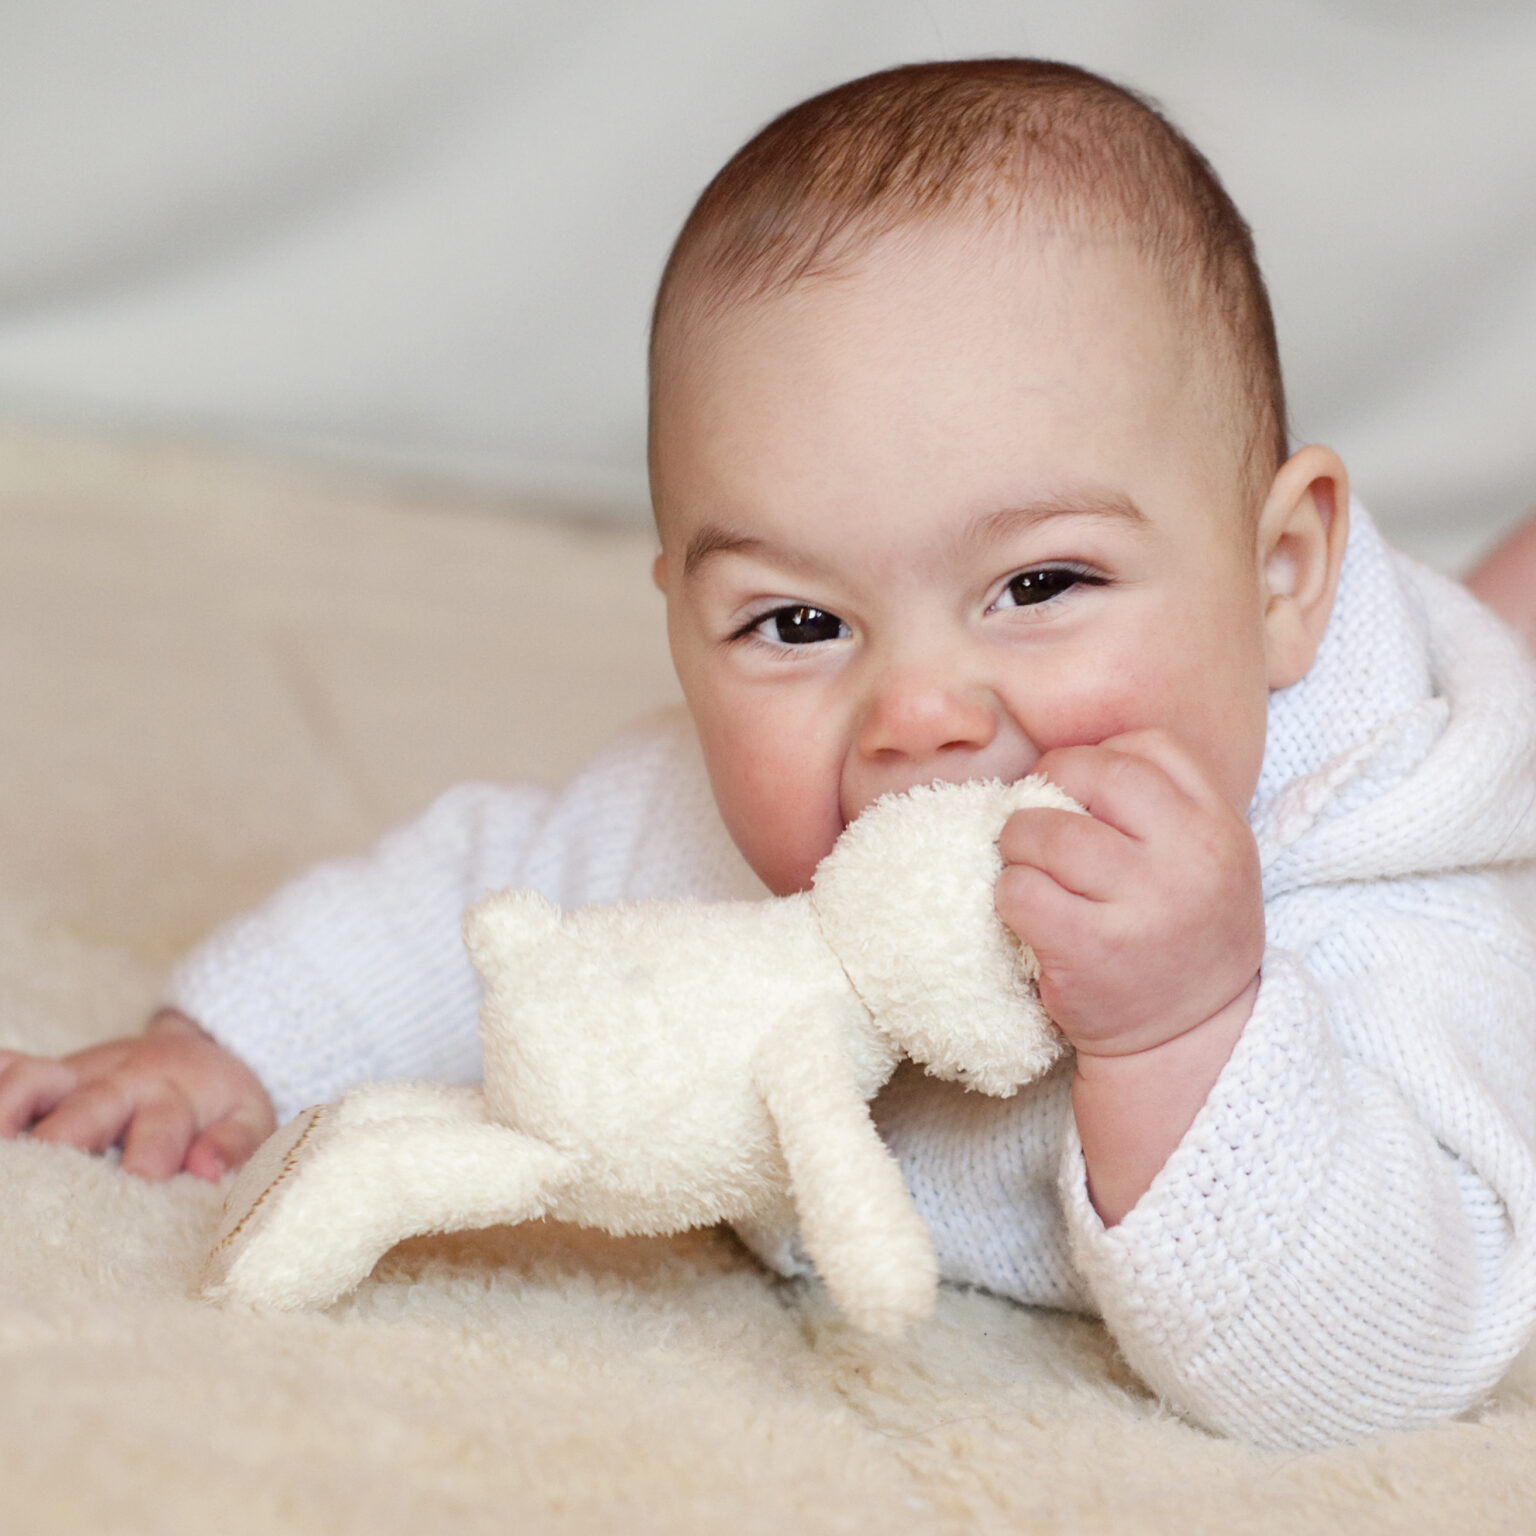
[692, 704, 847, 895]
[1016, 626, 1266, 810]
[1015, 655, 1157, 756]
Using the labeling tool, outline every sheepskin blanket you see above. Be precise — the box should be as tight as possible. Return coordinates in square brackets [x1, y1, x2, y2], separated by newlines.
[4, 425, 1535, 1535]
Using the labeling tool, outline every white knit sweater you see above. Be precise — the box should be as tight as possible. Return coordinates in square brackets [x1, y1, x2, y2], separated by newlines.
[169, 507, 1536, 1450]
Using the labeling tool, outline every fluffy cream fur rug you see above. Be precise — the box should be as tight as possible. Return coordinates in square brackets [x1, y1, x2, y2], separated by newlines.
[3, 427, 1534, 1534]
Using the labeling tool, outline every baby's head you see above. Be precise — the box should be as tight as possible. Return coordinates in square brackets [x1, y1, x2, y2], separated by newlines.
[648, 59, 1348, 896]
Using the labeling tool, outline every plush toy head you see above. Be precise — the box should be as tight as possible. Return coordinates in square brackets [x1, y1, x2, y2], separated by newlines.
[811, 774, 1078, 1096]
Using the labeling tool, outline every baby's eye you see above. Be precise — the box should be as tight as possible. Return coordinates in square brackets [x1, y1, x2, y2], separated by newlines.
[747, 604, 850, 646]
[991, 565, 1105, 610]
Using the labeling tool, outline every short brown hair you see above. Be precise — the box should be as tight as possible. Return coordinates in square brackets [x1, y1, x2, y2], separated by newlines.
[651, 59, 1288, 509]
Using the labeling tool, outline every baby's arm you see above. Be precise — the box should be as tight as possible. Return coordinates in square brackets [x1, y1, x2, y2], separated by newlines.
[1058, 891, 1536, 1448]
[995, 729, 1264, 1224]
[997, 707, 1536, 1444]
[0, 1010, 275, 1180]
[163, 779, 557, 1130]
[178, 709, 720, 1128]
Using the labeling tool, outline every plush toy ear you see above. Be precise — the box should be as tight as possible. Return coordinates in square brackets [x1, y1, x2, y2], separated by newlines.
[462, 888, 562, 981]
[810, 778, 1078, 1096]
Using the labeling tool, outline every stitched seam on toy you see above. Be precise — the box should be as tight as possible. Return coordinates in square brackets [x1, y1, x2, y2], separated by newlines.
[208, 1109, 324, 1257]
[809, 900, 878, 1023]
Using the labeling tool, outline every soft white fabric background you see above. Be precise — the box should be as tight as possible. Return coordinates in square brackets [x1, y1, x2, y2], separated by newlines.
[1, 1, 1532, 568]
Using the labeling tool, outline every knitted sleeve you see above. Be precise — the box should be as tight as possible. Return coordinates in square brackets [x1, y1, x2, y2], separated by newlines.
[1061, 874, 1536, 1450]
[164, 781, 554, 1123]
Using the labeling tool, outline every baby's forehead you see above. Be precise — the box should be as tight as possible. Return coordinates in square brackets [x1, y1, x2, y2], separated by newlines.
[651, 221, 1255, 554]
[653, 215, 1259, 542]
[657, 216, 1220, 412]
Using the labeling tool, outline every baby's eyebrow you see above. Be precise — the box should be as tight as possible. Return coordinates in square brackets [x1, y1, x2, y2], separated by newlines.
[682, 525, 827, 581]
[683, 524, 755, 578]
[968, 492, 1148, 547]
[682, 491, 1147, 580]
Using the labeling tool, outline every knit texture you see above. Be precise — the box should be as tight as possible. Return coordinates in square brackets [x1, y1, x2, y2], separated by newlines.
[167, 502, 1536, 1449]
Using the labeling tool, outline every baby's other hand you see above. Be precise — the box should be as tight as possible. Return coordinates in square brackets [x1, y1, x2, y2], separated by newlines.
[995, 729, 1264, 1059]
[0, 1010, 276, 1181]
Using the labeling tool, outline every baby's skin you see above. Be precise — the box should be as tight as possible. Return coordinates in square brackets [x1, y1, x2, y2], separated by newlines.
[0, 1010, 273, 1181]
[1467, 515, 1536, 653]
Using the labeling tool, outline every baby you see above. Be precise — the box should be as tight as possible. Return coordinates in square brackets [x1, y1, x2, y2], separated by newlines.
[5, 60, 1536, 1450]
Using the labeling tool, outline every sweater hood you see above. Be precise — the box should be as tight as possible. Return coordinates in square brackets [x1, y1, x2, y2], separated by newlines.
[1252, 501, 1536, 896]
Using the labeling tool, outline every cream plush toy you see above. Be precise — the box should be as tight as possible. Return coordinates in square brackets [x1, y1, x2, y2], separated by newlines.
[202, 776, 1078, 1335]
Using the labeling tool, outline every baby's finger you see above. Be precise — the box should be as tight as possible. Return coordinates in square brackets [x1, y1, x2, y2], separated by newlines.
[998, 806, 1124, 899]
[1094, 728, 1222, 808]
[120, 1093, 197, 1182]
[27, 1077, 135, 1156]
[995, 858, 1098, 960]
[1032, 742, 1186, 839]
[0, 1056, 78, 1137]
[184, 1112, 270, 1182]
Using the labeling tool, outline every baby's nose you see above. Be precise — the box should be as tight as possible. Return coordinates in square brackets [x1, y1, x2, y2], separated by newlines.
[855, 666, 998, 762]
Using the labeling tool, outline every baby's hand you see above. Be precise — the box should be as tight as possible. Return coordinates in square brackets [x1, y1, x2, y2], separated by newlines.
[995, 730, 1264, 1060]
[0, 1011, 276, 1181]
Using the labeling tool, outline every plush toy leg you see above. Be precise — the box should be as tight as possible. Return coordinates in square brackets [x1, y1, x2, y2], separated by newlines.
[752, 1022, 938, 1336]
[202, 1081, 571, 1310]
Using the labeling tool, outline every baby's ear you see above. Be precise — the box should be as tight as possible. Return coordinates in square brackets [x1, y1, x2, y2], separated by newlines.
[1258, 444, 1350, 690]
